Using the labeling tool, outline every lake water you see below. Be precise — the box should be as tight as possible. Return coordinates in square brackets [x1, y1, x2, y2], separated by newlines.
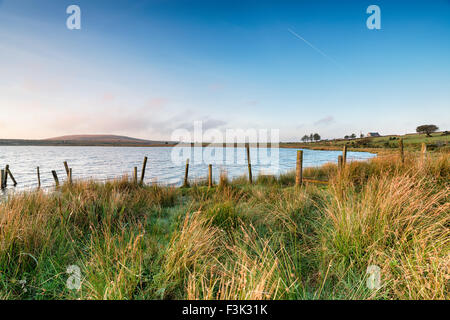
[0, 146, 376, 191]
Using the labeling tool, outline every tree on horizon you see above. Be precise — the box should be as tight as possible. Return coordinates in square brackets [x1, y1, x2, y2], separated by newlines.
[416, 124, 439, 137]
[301, 135, 309, 143]
[313, 133, 321, 142]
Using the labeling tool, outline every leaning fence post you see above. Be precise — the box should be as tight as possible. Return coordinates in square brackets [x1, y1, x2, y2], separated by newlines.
[399, 138, 404, 164]
[296, 150, 303, 187]
[4, 165, 9, 187]
[246, 145, 253, 184]
[6, 166, 17, 186]
[37, 167, 41, 188]
[52, 170, 59, 186]
[183, 159, 190, 187]
[63, 161, 70, 177]
[208, 164, 213, 188]
[140, 157, 148, 185]
[342, 145, 348, 167]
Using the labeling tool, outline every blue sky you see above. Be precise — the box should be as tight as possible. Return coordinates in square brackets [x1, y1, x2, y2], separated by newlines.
[0, 0, 449, 140]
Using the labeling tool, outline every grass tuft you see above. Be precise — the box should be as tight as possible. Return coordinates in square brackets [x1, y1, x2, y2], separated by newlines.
[0, 152, 448, 300]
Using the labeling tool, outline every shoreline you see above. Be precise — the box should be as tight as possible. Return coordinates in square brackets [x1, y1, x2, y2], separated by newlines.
[0, 151, 377, 194]
[3, 138, 447, 156]
[2, 131, 448, 155]
[0, 141, 384, 154]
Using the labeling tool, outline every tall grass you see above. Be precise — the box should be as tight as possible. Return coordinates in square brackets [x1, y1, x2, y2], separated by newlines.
[0, 152, 448, 300]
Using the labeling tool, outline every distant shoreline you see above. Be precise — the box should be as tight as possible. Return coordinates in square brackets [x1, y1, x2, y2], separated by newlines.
[2, 131, 447, 154]
[0, 139, 353, 148]
[0, 139, 384, 154]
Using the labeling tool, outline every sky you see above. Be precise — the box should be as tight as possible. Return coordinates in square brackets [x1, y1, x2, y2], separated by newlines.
[0, 0, 449, 141]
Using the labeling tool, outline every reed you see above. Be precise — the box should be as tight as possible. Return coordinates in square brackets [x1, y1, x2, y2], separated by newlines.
[0, 152, 448, 300]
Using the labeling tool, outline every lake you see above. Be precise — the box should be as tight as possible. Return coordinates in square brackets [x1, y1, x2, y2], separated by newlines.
[0, 146, 376, 191]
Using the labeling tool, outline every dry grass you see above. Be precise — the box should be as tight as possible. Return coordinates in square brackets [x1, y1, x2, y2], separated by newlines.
[0, 152, 448, 300]
[320, 174, 449, 299]
[185, 225, 297, 300]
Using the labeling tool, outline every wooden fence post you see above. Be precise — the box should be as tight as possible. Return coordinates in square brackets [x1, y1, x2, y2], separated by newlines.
[140, 157, 148, 185]
[342, 145, 348, 167]
[52, 170, 59, 186]
[399, 138, 404, 164]
[421, 143, 427, 163]
[6, 166, 17, 186]
[3, 164, 9, 188]
[4, 165, 9, 187]
[246, 145, 252, 184]
[37, 167, 41, 188]
[183, 159, 190, 187]
[1, 169, 5, 189]
[133, 167, 138, 184]
[63, 161, 70, 177]
[208, 164, 213, 188]
[338, 155, 343, 171]
[69, 168, 73, 184]
[296, 150, 303, 187]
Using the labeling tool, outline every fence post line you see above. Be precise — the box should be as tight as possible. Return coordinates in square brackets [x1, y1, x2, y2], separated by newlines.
[6, 166, 17, 186]
[37, 167, 41, 188]
[208, 164, 213, 188]
[140, 157, 148, 185]
[296, 150, 303, 187]
[52, 170, 59, 187]
[63, 161, 70, 177]
[246, 145, 253, 184]
[342, 145, 348, 167]
[133, 167, 138, 184]
[183, 158, 190, 187]
[399, 138, 404, 164]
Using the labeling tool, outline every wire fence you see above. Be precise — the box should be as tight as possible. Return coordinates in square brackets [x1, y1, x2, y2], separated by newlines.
[1, 141, 433, 195]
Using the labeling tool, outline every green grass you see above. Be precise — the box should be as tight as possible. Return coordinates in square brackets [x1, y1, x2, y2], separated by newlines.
[0, 151, 448, 300]
[282, 132, 449, 151]
[364, 132, 449, 148]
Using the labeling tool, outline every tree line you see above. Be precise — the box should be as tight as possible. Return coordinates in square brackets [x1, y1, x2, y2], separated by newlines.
[301, 133, 321, 143]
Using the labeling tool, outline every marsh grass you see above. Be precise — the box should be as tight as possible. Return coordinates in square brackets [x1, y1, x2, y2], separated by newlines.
[0, 151, 448, 300]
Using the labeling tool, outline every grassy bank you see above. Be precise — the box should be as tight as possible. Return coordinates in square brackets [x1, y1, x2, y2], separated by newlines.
[282, 132, 450, 153]
[0, 151, 448, 300]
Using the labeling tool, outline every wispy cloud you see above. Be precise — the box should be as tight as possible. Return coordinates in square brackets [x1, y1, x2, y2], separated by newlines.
[175, 117, 227, 132]
[314, 116, 335, 126]
[47, 108, 152, 134]
[203, 118, 227, 130]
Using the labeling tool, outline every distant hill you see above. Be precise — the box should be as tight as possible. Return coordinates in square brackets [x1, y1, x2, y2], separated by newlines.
[0, 135, 175, 146]
[45, 134, 160, 144]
